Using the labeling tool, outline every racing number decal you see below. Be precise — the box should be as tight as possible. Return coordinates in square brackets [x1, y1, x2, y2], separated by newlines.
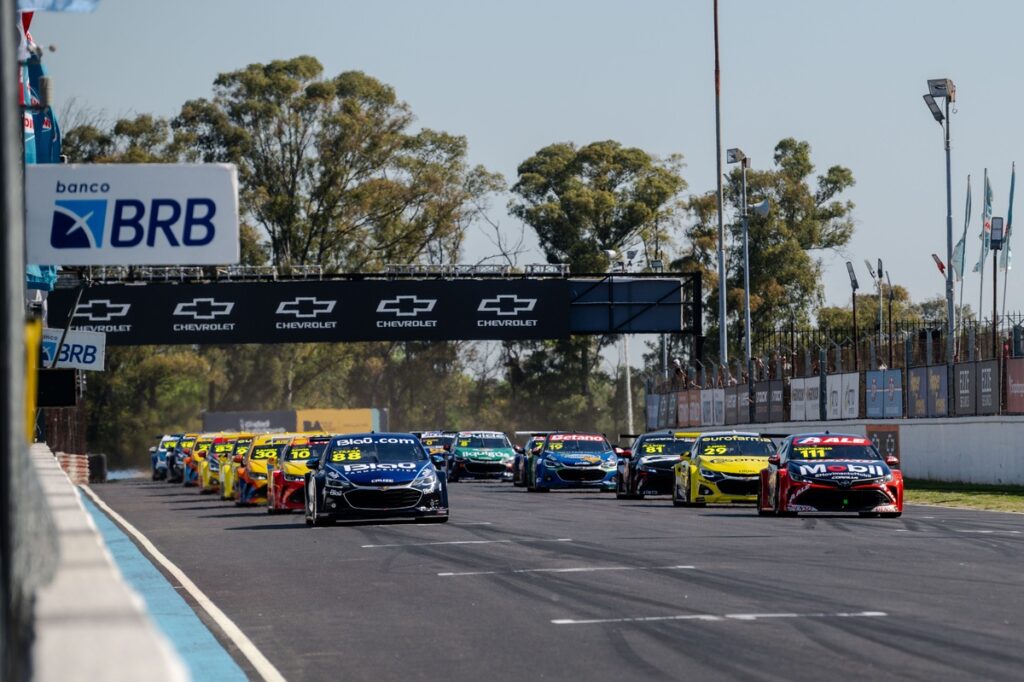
[290, 448, 313, 459]
[331, 450, 363, 462]
[251, 447, 277, 460]
[794, 447, 828, 458]
[459, 440, 470, 447]
[643, 444, 665, 454]
[548, 442, 563, 451]
[703, 445, 727, 455]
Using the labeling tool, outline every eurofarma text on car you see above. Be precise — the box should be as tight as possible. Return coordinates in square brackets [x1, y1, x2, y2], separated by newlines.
[758, 433, 903, 517]
[525, 432, 617, 492]
[673, 432, 775, 507]
[617, 430, 700, 499]
[305, 433, 449, 526]
[448, 430, 516, 482]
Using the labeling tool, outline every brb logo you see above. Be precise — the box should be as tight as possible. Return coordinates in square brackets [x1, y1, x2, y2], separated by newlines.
[49, 181, 217, 250]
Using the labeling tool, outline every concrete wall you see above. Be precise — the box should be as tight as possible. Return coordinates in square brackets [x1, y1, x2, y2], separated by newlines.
[729, 416, 1024, 485]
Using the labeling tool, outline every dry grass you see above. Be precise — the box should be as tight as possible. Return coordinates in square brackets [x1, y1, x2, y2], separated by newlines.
[905, 479, 1024, 513]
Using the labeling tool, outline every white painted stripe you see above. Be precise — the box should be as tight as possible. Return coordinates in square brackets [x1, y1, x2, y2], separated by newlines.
[453, 522, 494, 526]
[438, 565, 695, 577]
[81, 486, 286, 682]
[552, 611, 887, 626]
[363, 537, 573, 549]
[953, 529, 1021, 534]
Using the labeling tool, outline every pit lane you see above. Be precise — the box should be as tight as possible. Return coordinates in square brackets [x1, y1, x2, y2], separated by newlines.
[90, 479, 1024, 681]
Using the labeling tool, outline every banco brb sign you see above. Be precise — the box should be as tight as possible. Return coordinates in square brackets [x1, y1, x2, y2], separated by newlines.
[26, 164, 240, 265]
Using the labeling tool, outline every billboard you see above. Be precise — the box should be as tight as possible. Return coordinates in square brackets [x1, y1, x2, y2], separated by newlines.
[40, 328, 105, 371]
[26, 163, 239, 265]
[724, 386, 738, 425]
[954, 362, 977, 416]
[202, 410, 294, 433]
[790, 377, 806, 420]
[927, 365, 948, 417]
[977, 360, 999, 415]
[295, 409, 378, 433]
[688, 391, 701, 427]
[841, 372, 859, 419]
[866, 424, 900, 464]
[754, 381, 770, 423]
[712, 388, 725, 426]
[646, 394, 659, 430]
[769, 380, 785, 422]
[825, 374, 842, 420]
[865, 371, 884, 418]
[907, 367, 928, 418]
[805, 377, 821, 420]
[1007, 358, 1024, 414]
[881, 370, 903, 418]
[701, 390, 713, 426]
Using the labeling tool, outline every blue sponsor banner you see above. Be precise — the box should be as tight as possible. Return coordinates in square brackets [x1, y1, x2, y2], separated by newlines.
[908, 368, 928, 418]
[926, 365, 949, 417]
[865, 370, 885, 418]
[881, 370, 903, 418]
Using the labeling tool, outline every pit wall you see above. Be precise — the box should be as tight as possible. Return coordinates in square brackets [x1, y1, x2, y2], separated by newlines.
[726, 416, 1024, 486]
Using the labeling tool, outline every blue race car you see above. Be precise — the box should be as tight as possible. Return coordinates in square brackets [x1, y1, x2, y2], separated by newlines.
[525, 432, 617, 492]
[305, 433, 449, 526]
[151, 433, 181, 481]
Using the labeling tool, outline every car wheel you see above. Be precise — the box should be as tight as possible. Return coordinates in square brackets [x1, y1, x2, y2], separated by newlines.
[672, 482, 688, 507]
[757, 487, 772, 516]
[615, 476, 629, 500]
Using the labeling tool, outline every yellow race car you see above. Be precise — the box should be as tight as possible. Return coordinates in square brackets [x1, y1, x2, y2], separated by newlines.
[672, 431, 776, 507]
[236, 433, 296, 505]
[221, 433, 254, 501]
[183, 433, 215, 487]
[199, 433, 240, 494]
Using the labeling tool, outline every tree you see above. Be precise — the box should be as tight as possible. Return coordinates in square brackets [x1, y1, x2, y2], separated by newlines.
[685, 138, 856, 355]
[171, 57, 503, 271]
[509, 140, 686, 273]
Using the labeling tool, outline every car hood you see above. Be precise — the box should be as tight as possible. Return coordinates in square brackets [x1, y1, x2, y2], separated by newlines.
[695, 456, 769, 475]
[282, 461, 314, 477]
[544, 451, 614, 466]
[457, 448, 514, 461]
[636, 454, 680, 467]
[326, 461, 429, 485]
[790, 460, 890, 482]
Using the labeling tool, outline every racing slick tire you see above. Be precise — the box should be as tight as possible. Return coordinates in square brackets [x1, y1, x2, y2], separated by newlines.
[615, 478, 641, 500]
[305, 483, 329, 527]
[527, 478, 550, 493]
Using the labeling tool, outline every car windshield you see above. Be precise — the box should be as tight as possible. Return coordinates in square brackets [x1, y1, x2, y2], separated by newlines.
[328, 437, 426, 465]
[211, 441, 235, 457]
[457, 434, 511, 449]
[286, 440, 330, 461]
[178, 438, 195, 453]
[159, 438, 179, 451]
[636, 438, 695, 456]
[233, 438, 252, 457]
[697, 436, 775, 457]
[420, 436, 454, 449]
[789, 441, 881, 460]
[546, 436, 610, 454]
[249, 444, 286, 461]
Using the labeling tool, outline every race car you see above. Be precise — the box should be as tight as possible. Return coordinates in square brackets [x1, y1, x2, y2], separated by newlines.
[151, 434, 181, 481]
[220, 434, 253, 501]
[525, 432, 617, 492]
[167, 433, 197, 483]
[267, 434, 332, 513]
[447, 431, 516, 482]
[182, 433, 214, 487]
[758, 433, 903, 517]
[672, 431, 775, 507]
[304, 432, 449, 526]
[511, 433, 546, 487]
[414, 431, 457, 458]
[199, 434, 238, 494]
[235, 433, 294, 505]
[616, 430, 700, 499]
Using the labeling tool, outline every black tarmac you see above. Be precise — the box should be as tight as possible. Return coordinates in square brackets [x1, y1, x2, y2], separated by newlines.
[92, 479, 1024, 681]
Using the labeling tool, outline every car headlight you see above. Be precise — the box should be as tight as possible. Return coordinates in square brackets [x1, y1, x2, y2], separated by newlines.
[543, 456, 561, 468]
[788, 468, 806, 482]
[601, 458, 617, 470]
[698, 467, 723, 482]
[284, 473, 304, 482]
[411, 469, 438, 492]
[325, 476, 353, 489]
[248, 471, 267, 480]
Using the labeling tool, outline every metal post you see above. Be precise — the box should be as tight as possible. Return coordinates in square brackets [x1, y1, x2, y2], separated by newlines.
[944, 97, 956, 365]
[624, 333, 634, 434]
[851, 287, 858, 370]
[713, 0, 728, 364]
[993, 254, 998, 360]
[741, 160, 753, 421]
[888, 287, 894, 367]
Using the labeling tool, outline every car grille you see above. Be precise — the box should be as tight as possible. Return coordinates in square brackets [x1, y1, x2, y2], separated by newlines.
[556, 468, 605, 482]
[796, 488, 889, 512]
[465, 461, 506, 474]
[716, 477, 758, 496]
[646, 461, 676, 472]
[345, 488, 422, 510]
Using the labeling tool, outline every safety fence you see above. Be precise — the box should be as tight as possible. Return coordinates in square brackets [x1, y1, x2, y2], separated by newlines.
[645, 355, 1024, 430]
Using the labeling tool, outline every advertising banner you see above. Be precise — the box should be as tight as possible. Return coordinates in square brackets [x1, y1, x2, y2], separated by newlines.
[769, 380, 785, 423]
[294, 409, 378, 433]
[658, 391, 673, 428]
[677, 391, 689, 427]
[701, 390, 713, 426]
[26, 164, 240, 265]
[49, 279, 571, 344]
[712, 388, 725, 426]
[866, 424, 900, 464]
[688, 391, 702, 427]
[790, 377, 806, 421]
[881, 369, 903, 418]
[724, 386, 738, 425]
[646, 395, 659, 430]
[1007, 358, 1024, 414]
[805, 377, 821, 420]
[926, 365, 948, 417]
[954, 362, 977, 416]
[202, 410, 294, 433]
[907, 367, 928, 418]
[754, 381, 770, 423]
[40, 327, 105, 371]
[865, 371, 884, 418]
[977, 360, 999, 415]
[825, 374, 842, 420]
[841, 372, 859, 419]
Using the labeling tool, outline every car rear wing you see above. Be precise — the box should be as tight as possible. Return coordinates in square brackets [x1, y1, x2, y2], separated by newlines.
[618, 433, 640, 441]
[760, 433, 792, 440]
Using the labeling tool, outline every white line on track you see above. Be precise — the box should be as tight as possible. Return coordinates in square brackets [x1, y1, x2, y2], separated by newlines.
[81, 486, 286, 682]
[953, 529, 1021, 534]
[438, 565, 695, 577]
[362, 537, 573, 549]
[552, 611, 888, 626]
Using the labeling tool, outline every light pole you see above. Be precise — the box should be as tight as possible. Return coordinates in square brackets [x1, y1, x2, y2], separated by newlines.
[846, 261, 859, 370]
[877, 258, 884, 354]
[727, 149, 750, 418]
[713, 0, 728, 365]
[923, 78, 956, 365]
[885, 270, 894, 368]
[990, 217, 1005, 361]
[606, 249, 637, 434]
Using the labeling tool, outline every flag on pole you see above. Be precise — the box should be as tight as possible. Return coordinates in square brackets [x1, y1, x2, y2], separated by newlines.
[953, 175, 971, 281]
[972, 173, 993, 273]
[1000, 162, 1014, 271]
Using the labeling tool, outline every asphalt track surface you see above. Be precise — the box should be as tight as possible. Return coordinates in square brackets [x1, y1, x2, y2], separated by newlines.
[93, 479, 1024, 682]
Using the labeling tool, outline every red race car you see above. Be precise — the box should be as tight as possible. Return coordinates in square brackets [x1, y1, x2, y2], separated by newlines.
[267, 434, 331, 514]
[758, 433, 903, 517]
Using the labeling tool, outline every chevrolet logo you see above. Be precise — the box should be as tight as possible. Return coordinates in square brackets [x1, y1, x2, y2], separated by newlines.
[377, 295, 436, 317]
[173, 298, 234, 320]
[276, 297, 336, 319]
[73, 299, 130, 322]
[478, 295, 536, 316]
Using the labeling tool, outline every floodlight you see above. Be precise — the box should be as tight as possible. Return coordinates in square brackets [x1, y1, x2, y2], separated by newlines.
[923, 94, 944, 123]
[845, 261, 859, 290]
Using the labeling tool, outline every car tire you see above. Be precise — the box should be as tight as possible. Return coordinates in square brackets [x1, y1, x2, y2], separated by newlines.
[757, 488, 772, 516]
[417, 516, 449, 524]
[672, 483, 688, 507]
[615, 477, 629, 500]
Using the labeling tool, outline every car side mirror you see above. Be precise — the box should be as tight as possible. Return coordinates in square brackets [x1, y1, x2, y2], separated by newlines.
[885, 455, 900, 469]
[149, 446, 157, 453]
[232, 455, 242, 464]
[306, 459, 320, 470]
[767, 454, 781, 466]
[514, 445, 524, 454]
[430, 454, 446, 467]
[442, 444, 452, 452]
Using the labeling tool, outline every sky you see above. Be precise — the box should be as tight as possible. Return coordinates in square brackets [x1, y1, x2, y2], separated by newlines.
[31, 0, 1024, 324]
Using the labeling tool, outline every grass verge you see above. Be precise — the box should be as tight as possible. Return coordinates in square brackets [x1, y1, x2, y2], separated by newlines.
[904, 479, 1024, 512]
